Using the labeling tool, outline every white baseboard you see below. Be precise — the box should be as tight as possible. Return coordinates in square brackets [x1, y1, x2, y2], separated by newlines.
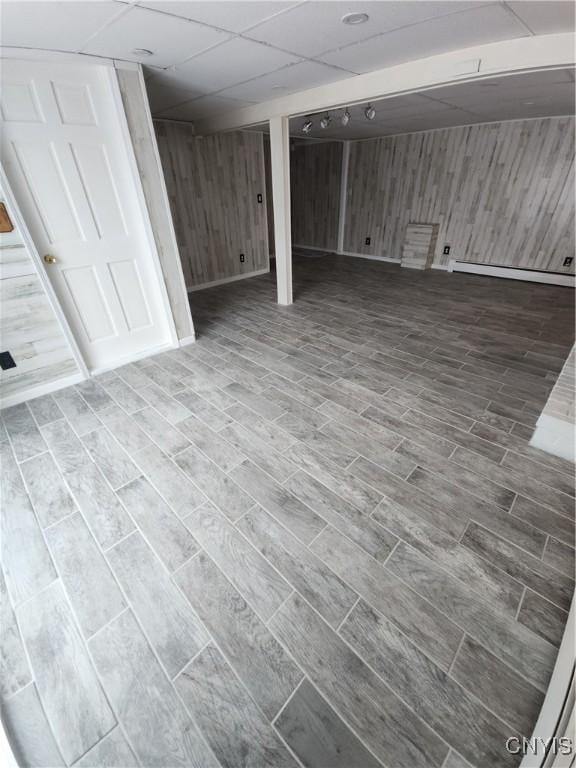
[341, 250, 401, 264]
[0, 372, 85, 410]
[450, 261, 575, 287]
[530, 413, 575, 462]
[90, 341, 174, 376]
[431, 263, 450, 271]
[188, 267, 270, 292]
[293, 243, 334, 253]
[178, 334, 196, 347]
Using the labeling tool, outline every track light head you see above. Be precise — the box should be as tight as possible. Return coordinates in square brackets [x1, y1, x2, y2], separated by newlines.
[365, 104, 376, 121]
[341, 109, 351, 126]
[302, 119, 313, 134]
[320, 114, 331, 129]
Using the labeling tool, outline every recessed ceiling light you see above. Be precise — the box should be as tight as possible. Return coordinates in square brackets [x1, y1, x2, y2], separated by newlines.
[365, 104, 376, 120]
[341, 12, 369, 25]
[132, 48, 154, 57]
[523, 100, 535, 105]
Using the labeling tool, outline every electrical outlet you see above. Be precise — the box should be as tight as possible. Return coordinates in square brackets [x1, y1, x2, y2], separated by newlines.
[239, 253, 245, 263]
[257, 193, 263, 204]
[443, 245, 451, 255]
[365, 237, 371, 246]
[563, 257, 573, 267]
[0, 351, 16, 370]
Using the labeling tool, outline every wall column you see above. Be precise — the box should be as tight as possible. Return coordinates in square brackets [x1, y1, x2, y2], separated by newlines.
[337, 140, 350, 254]
[269, 116, 292, 305]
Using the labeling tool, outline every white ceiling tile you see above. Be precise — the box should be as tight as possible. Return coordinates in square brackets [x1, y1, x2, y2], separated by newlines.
[506, 1, 575, 34]
[461, 90, 575, 116]
[217, 60, 355, 102]
[426, 68, 575, 104]
[284, 68, 575, 139]
[142, 65, 165, 80]
[166, 36, 301, 93]
[244, 1, 480, 58]
[156, 93, 255, 120]
[0, 1, 128, 51]
[319, 4, 530, 74]
[427, 80, 575, 114]
[82, 5, 231, 67]
[136, 1, 301, 33]
[372, 95, 456, 120]
[145, 79, 206, 112]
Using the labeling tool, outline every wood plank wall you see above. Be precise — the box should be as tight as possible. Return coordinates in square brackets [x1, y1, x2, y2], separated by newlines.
[344, 116, 575, 272]
[0, 192, 78, 401]
[155, 122, 269, 288]
[290, 140, 342, 251]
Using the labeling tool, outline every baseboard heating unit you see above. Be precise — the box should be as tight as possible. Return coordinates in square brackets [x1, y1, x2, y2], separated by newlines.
[448, 261, 575, 287]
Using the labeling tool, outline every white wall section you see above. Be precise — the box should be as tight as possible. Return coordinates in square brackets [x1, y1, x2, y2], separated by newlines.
[269, 116, 293, 306]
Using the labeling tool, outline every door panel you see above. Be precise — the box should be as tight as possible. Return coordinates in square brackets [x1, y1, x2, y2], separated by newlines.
[109, 260, 152, 332]
[62, 266, 115, 342]
[1, 60, 171, 370]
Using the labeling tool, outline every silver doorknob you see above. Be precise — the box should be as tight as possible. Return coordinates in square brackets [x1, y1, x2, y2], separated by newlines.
[43, 254, 56, 264]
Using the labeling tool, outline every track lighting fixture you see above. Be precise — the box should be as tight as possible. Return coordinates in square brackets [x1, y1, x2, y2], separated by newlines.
[300, 103, 375, 136]
[365, 104, 376, 121]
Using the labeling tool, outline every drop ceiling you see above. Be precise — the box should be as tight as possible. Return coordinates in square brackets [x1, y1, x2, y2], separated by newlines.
[1, 1, 574, 125]
[258, 68, 575, 140]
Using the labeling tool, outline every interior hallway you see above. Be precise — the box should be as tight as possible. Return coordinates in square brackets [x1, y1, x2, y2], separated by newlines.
[2, 255, 574, 768]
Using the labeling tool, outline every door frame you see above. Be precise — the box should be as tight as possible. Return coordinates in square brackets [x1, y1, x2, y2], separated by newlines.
[520, 596, 575, 768]
[105, 64, 179, 365]
[0, 60, 179, 392]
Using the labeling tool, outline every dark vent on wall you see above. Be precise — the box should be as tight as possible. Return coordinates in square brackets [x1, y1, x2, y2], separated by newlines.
[0, 351, 17, 370]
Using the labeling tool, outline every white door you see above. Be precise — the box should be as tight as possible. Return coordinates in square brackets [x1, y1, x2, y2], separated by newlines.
[0, 59, 173, 371]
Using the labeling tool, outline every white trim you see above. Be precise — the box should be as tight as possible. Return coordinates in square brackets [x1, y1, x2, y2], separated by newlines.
[187, 267, 270, 292]
[135, 66, 195, 342]
[0, 164, 90, 380]
[337, 141, 350, 254]
[450, 260, 575, 286]
[106, 67, 179, 349]
[520, 599, 575, 768]
[196, 35, 575, 134]
[0, 47, 116, 67]
[89, 341, 174, 376]
[431, 264, 450, 271]
[341, 250, 401, 264]
[0, 372, 84, 410]
[178, 334, 196, 347]
[529, 414, 575, 462]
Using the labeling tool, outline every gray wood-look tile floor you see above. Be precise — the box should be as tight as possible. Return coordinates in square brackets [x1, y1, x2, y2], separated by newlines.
[1, 255, 574, 768]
